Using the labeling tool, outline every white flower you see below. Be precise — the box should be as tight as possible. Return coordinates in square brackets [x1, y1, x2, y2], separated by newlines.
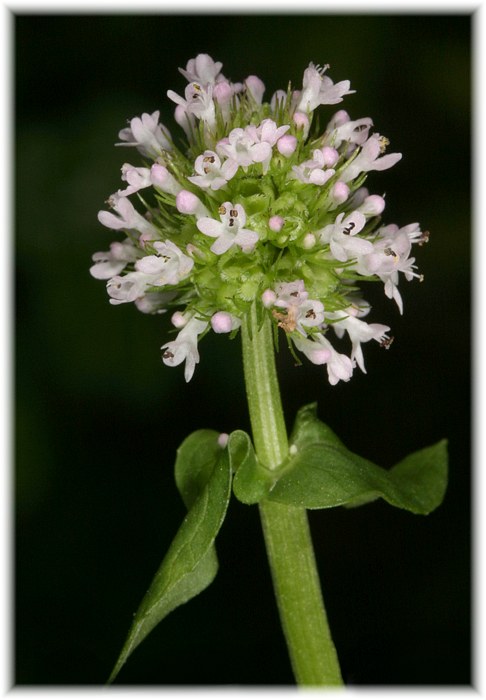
[167, 82, 216, 127]
[216, 127, 272, 169]
[274, 280, 308, 307]
[161, 317, 208, 382]
[135, 291, 177, 315]
[318, 211, 373, 262]
[272, 281, 324, 336]
[243, 119, 290, 173]
[329, 307, 390, 373]
[117, 111, 172, 158]
[352, 226, 421, 314]
[106, 270, 155, 305]
[97, 195, 159, 239]
[178, 54, 225, 85]
[340, 133, 402, 183]
[324, 114, 373, 149]
[118, 163, 152, 197]
[293, 333, 354, 385]
[296, 63, 354, 113]
[197, 202, 259, 255]
[90, 238, 139, 280]
[135, 240, 194, 286]
[292, 148, 336, 186]
[188, 150, 238, 191]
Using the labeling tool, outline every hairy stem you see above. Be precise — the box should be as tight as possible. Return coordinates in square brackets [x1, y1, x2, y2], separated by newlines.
[241, 304, 343, 686]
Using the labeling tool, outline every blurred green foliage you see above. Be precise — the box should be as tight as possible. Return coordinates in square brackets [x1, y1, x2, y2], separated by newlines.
[15, 13, 470, 685]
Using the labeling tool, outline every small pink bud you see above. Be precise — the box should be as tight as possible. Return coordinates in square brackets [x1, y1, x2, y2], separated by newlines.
[218, 433, 229, 448]
[293, 112, 310, 130]
[211, 311, 233, 334]
[176, 190, 200, 214]
[331, 109, 350, 127]
[321, 146, 339, 167]
[302, 233, 316, 249]
[150, 164, 169, 187]
[245, 75, 265, 104]
[213, 81, 233, 105]
[269, 215, 285, 232]
[262, 289, 277, 308]
[361, 194, 386, 216]
[171, 311, 187, 328]
[330, 181, 350, 204]
[277, 135, 297, 157]
[151, 164, 182, 195]
[176, 190, 208, 219]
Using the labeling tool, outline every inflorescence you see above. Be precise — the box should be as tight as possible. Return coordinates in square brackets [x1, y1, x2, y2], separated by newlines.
[91, 54, 427, 383]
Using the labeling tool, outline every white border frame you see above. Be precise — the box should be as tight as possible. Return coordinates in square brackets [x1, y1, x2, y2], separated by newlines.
[2, 1, 482, 698]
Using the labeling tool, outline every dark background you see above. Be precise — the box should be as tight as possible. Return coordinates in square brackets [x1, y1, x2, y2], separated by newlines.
[15, 12, 471, 686]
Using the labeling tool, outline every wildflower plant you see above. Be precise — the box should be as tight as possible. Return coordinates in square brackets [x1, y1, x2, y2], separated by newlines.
[91, 54, 448, 686]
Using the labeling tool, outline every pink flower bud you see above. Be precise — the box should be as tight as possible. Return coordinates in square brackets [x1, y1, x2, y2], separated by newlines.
[293, 112, 310, 130]
[218, 433, 229, 448]
[176, 190, 208, 219]
[245, 75, 265, 104]
[302, 233, 316, 249]
[151, 164, 182, 195]
[321, 146, 339, 167]
[361, 194, 386, 216]
[211, 311, 233, 334]
[171, 311, 187, 328]
[277, 134, 297, 157]
[330, 181, 350, 204]
[262, 289, 277, 308]
[176, 190, 200, 214]
[213, 81, 233, 105]
[269, 215, 285, 232]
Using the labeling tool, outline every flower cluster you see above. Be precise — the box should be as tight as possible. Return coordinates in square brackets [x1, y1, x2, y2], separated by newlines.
[91, 55, 427, 383]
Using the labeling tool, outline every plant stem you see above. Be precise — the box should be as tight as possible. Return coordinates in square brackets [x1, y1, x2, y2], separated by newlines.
[241, 304, 343, 687]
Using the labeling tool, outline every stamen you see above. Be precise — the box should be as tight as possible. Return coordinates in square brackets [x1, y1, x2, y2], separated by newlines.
[380, 336, 394, 349]
[379, 136, 390, 153]
[418, 230, 430, 246]
[218, 205, 227, 215]
[343, 222, 355, 235]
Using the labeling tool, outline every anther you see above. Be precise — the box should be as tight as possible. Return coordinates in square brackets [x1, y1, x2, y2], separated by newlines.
[343, 222, 355, 235]
[380, 336, 394, 349]
[218, 205, 227, 215]
[379, 136, 390, 153]
[419, 230, 430, 246]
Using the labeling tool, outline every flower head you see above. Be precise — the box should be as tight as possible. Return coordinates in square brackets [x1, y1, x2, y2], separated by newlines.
[91, 54, 425, 382]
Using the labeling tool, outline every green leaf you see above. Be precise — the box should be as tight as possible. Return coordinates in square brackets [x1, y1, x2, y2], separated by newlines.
[230, 430, 276, 504]
[109, 431, 232, 682]
[268, 404, 448, 514]
[175, 429, 223, 508]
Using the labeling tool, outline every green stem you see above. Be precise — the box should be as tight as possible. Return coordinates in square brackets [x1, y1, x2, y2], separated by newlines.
[241, 304, 343, 687]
